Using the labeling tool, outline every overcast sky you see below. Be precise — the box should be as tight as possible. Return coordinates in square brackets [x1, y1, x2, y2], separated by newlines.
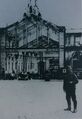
[0, 0, 81, 29]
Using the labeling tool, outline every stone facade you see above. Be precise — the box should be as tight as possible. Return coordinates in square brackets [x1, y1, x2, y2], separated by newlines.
[0, 2, 65, 77]
[65, 30, 82, 77]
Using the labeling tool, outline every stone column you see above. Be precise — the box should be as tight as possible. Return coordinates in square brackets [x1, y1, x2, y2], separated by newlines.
[10, 55, 12, 73]
[6, 55, 9, 73]
[19, 52, 23, 72]
[59, 31, 65, 67]
[13, 54, 15, 73]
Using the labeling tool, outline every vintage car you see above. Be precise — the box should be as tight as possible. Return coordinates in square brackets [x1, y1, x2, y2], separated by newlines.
[18, 72, 28, 80]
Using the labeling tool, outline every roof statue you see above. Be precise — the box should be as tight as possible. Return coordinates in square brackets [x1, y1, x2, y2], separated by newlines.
[24, 0, 41, 19]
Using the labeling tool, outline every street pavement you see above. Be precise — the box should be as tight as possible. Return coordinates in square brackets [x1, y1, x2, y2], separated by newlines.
[0, 79, 81, 119]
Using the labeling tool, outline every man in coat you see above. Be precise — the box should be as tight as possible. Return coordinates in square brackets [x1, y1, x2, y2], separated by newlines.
[63, 65, 79, 113]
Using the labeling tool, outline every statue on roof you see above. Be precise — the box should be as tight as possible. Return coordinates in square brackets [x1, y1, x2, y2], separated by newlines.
[24, 0, 42, 21]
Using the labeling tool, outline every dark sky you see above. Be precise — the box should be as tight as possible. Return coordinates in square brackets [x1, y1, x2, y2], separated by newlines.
[0, 0, 81, 29]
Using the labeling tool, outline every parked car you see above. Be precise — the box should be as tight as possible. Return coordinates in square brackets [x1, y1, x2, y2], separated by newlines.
[18, 72, 28, 80]
[5, 72, 16, 80]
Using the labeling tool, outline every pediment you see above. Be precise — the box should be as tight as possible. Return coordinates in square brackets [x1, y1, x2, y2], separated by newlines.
[20, 36, 59, 49]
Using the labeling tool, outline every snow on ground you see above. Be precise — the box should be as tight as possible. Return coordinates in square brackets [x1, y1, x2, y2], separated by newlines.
[0, 79, 81, 119]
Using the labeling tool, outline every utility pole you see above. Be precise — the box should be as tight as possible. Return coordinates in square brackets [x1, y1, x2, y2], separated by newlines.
[64, 27, 66, 67]
[47, 25, 49, 46]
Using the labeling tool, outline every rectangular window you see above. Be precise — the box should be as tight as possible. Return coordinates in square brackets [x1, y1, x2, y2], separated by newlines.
[30, 62, 34, 69]
[23, 29, 26, 39]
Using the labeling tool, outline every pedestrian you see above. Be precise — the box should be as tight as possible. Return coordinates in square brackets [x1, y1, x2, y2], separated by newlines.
[1, 68, 5, 80]
[63, 65, 79, 113]
[27, 72, 31, 80]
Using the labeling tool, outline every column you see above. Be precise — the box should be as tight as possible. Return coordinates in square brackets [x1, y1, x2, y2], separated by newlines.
[59, 30, 65, 67]
[10, 55, 12, 73]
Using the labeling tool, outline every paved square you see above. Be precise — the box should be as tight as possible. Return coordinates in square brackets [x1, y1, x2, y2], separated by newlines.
[0, 80, 81, 119]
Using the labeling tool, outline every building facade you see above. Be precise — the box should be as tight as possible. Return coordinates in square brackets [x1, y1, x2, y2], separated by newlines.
[0, 1, 65, 78]
[65, 30, 82, 77]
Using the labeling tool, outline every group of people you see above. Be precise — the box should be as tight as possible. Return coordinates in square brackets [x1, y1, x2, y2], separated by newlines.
[63, 65, 79, 113]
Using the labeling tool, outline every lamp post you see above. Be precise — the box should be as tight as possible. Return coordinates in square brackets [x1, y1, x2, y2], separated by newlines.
[64, 27, 66, 67]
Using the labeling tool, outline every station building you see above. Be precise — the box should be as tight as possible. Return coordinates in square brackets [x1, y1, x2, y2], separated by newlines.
[0, 1, 66, 78]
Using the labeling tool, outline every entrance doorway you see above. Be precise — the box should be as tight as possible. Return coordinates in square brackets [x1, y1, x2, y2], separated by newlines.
[38, 61, 45, 78]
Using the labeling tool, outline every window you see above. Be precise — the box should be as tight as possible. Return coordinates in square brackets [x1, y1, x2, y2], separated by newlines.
[23, 29, 26, 39]
[30, 62, 34, 69]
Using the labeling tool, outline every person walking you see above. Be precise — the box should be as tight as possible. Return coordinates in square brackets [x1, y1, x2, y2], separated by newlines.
[63, 65, 79, 113]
